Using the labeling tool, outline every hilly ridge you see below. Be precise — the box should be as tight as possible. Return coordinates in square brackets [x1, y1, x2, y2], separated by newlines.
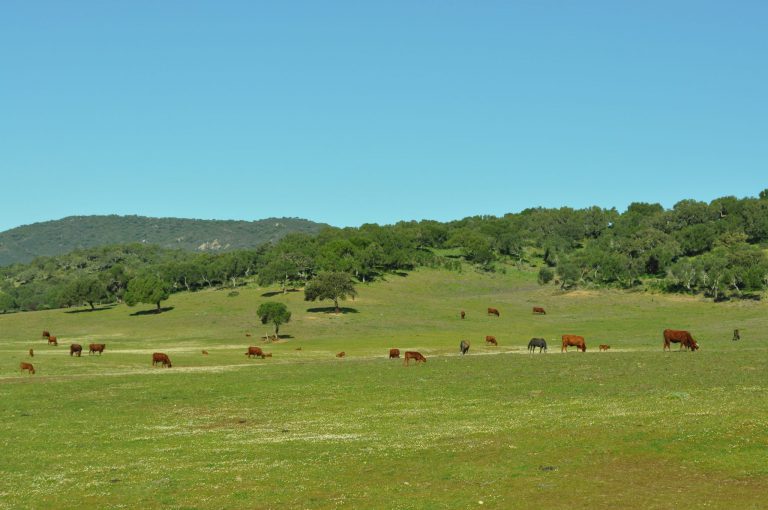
[0, 215, 328, 266]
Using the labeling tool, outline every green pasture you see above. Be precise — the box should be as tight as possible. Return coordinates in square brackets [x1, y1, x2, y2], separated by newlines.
[1, 268, 767, 509]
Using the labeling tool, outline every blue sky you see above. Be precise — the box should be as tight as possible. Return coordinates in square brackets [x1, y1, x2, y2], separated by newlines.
[1, 1, 766, 232]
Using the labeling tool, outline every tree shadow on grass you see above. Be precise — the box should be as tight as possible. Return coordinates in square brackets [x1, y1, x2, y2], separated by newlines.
[130, 306, 175, 316]
[262, 289, 301, 297]
[65, 305, 116, 314]
[306, 307, 359, 314]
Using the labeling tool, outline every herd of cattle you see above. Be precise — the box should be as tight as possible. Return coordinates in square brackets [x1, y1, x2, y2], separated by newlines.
[17, 306, 712, 375]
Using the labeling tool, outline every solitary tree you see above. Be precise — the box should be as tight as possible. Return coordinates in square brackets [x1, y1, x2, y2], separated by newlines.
[304, 271, 357, 313]
[63, 275, 105, 309]
[257, 301, 291, 338]
[124, 275, 171, 312]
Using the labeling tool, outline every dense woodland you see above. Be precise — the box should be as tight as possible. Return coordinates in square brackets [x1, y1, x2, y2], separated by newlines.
[2, 191, 768, 313]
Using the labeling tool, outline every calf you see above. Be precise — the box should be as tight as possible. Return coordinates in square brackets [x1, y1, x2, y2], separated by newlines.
[389, 348, 400, 359]
[599, 344, 610, 351]
[336, 351, 346, 358]
[460, 310, 465, 320]
[42, 330, 50, 339]
[732, 329, 740, 341]
[20, 362, 35, 375]
[245, 346, 266, 359]
[70, 343, 82, 357]
[403, 351, 427, 366]
[485, 335, 498, 346]
[487, 307, 500, 317]
[202, 350, 209, 355]
[528, 338, 547, 353]
[29, 348, 34, 358]
[460, 340, 470, 355]
[532, 306, 546, 315]
[48, 335, 58, 346]
[152, 352, 172, 368]
[88, 343, 105, 355]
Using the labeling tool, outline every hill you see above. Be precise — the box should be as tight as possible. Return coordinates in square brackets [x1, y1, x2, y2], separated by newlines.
[0, 215, 328, 266]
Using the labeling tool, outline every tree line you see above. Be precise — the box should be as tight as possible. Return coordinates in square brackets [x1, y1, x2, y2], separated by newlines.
[2, 191, 767, 313]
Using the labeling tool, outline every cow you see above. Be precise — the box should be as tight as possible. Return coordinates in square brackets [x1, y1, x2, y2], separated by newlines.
[460, 340, 470, 355]
[245, 333, 252, 337]
[599, 344, 610, 351]
[20, 362, 35, 375]
[528, 338, 547, 353]
[732, 329, 740, 342]
[336, 351, 346, 358]
[42, 330, 50, 339]
[533, 307, 546, 315]
[460, 310, 465, 320]
[561, 335, 586, 352]
[389, 348, 400, 359]
[487, 307, 500, 317]
[29, 349, 34, 358]
[70, 344, 82, 357]
[485, 335, 498, 346]
[48, 335, 58, 346]
[202, 350, 209, 355]
[88, 343, 105, 355]
[152, 352, 172, 367]
[403, 351, 427, 366]
[245, 346, 266, 359]
[663, 329, 699, 351]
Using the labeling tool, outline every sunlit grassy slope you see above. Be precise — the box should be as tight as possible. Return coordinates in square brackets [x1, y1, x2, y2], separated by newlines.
[1, 267, 766, 509]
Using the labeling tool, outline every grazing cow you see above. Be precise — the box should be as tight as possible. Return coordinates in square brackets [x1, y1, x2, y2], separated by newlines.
[336, 351, 346, 358]
[532, 307, 546, 315]
[403, 351, 427, 366]
[245, 333, 252, 337]
[663, 329, 699, 351]
[295, 347, 302, 351]
[20, 362, 35, 375]
[561, 335, 587, 352]
[599, 344, 610, 351]
[528, 338, 547, 353]
[245, 346, 267, 359]
[202, 350, 209, 355]
[29, 349, 34, 358]
[70, 344, 82, 357]
[732, 329, 740, 342]
[152, 352, 172, 368]
[460, 340, 470, 355]
[88, 343, 105, 355]
[48, 335, 58, 346]
[389, 348, 400, 359]
[485, 335, 498, 346]
[42, 330, 50, 338]
[487, 307, 500, 317]
[460, 310, 465, 320]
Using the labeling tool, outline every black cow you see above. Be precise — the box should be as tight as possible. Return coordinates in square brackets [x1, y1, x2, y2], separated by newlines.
[528, 338, 547, 353]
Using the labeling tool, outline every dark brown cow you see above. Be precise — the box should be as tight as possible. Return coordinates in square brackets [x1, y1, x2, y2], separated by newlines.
[88, 343, 105, 355]
[485, 335, 498, 346]
[599, 344, 610, 351]
[460, 310, 465, 320]
[561, 335, 586, 352]
[336, 351, 346, 358]
[202, 350, 209, 355]
[70, 344, 82, 357]
[403, 351, 427, 366]
[487, 307, 500, 317]
[663, 329, 699, 351]
[460, 340, 470, 355]
[42, 330, 50, 338]
[533, 307, 546, 315]
[20, 362, 35, 375]
[48, 335, 58, 346]
[389, 348, 400, 358]
[152, 352, 172, 367]
[29, 348, 34, 358]
[245, 346, 267, 359]
[732, 329, 740, 342]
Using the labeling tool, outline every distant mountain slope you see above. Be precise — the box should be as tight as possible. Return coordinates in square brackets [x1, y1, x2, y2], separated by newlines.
[0, 215, 328, 266]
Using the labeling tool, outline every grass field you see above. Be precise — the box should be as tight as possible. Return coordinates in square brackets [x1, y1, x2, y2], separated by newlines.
[1, 267, 767, 509]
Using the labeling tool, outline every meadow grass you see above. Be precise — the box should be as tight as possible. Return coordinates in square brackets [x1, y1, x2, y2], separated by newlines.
[1, 267, 767, 509]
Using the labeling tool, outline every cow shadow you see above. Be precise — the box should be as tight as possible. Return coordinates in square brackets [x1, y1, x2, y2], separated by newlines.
[261, 289, 301, 297]
[130, 306, 175, 316]
[65, 305, 116, 314]
[306, 307, 359, 314]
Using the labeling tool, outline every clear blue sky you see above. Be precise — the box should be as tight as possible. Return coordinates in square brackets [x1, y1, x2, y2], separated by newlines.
[1, 1, 766, 232]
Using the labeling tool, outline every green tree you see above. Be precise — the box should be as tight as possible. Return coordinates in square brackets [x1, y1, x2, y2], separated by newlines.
[0, 291, 16, 313]
[63, 274, 106, 309]
[124, 274, 171, 311]
[256, 301, 291, 338]
[304, 271, 358, 313]
[537, 267, 554, 285]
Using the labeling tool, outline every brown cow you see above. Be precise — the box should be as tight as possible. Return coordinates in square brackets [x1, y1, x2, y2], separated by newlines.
[599, 344, 610, 351]
[29, 349, 34, 358]
[48, 335, 58, 346]
[732, 329, 740, 342]
[663, 329, 699, 351]
[336, 351, 346, 358]
[89, 343, 105, 355]
[389, 348, 400, 358]
[152, 352, 172, 367]
[202, 350, 209, 355]
[460, 340, 470, 355]
[245, 346, 266, 359]
[403, 351, 427, 366]
[70, 344, 82, 357]
[561, 335, 586, 352]
[42, 330, 50, 338]
[487, 307, 500, 317]
[485, 335, 498, 346]
[460, 310, 465, 320]
[533, 306, 546, 315]
[20, 362, 35, 375]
